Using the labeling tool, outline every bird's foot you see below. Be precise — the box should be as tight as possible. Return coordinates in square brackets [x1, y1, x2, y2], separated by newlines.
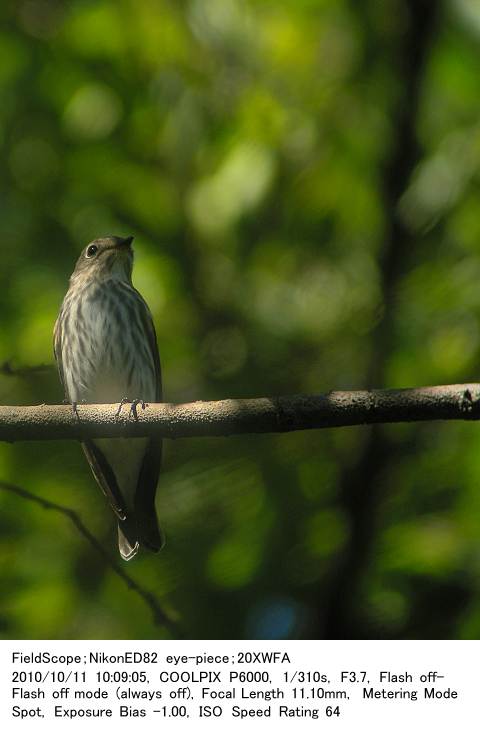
[130, 398, 147, 421]
[115, 397, 147, 420]
[65, 399, 86, 421]
[115, 397, 131, 417]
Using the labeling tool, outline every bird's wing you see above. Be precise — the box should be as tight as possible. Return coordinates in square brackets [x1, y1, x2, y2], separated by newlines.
[81, 440, 129, 521]
[133, 290, 163, 551]
[134, 438, 164, 551]
[134, 289, 162, 400]
[53, 313, 67, 400]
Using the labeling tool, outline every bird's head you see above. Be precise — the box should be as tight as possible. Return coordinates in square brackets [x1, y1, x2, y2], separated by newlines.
[71, 235, 134, 285]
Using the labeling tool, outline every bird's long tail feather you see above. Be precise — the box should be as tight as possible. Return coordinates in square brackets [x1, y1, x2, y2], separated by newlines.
[118, 519, 139, 561]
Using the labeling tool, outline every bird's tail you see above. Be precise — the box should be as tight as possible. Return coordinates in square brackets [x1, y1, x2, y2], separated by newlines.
[136, 503, 164, 553]
[118, 521, 139, 561]
[117, 510, 164, 561]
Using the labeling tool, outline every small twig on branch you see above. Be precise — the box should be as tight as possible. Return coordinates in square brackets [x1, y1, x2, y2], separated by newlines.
[0, 361, 54, 378]
[0, 481, 179, 636]
[0, 384, 479, 442]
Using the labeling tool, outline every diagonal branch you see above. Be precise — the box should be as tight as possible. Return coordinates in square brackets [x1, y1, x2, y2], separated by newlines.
[0, 481, 180, 636]
[0, 361, 54, 378]
[0, 384, 479, 442]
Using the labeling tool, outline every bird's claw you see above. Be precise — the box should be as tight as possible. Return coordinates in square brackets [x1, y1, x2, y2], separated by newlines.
[130, 398, 147, 421]
[68, 399, 86, 421]
[115, 397, 131, 417]
[115, 397, 147, 421]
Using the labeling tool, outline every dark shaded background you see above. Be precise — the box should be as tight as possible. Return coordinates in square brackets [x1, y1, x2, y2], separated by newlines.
[1, 0, 480, 640]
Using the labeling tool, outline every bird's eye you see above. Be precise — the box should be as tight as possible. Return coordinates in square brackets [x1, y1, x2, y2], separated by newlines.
[86, 244, 98, 258]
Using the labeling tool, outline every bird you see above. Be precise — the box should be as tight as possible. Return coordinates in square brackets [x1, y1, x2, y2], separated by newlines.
[53, 235, 163, 560]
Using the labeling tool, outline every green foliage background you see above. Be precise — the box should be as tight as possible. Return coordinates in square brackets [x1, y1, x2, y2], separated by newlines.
[1, 0, 480, 639]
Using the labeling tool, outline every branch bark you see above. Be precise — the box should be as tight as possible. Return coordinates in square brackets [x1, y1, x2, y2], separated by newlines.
[0, 384, 479, 441]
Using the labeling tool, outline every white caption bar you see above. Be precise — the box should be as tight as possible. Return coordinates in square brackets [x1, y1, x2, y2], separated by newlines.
[0, 640, 475, 730]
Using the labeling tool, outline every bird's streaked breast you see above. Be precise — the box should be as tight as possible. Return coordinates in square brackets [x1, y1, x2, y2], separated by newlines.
[58, 279, 157, 404]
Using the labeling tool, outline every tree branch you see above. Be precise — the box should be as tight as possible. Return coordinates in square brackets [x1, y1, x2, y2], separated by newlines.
[0, 384, 479, 441]
[0, 361, 53, 378]
[0, 481, 180, 635]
